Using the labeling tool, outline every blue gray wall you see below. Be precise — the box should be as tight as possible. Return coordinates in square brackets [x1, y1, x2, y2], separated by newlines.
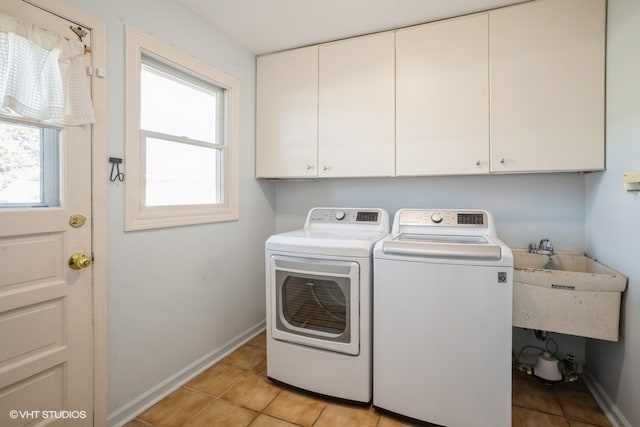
[585, 0, 640, 425]
[62, 0, 276, 424]
[275, 174, 586, 251]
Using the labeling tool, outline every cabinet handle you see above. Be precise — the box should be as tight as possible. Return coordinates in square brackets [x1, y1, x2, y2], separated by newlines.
[500, 158, 506, 165]
[476, 160, 481, 166]
[322, 166, 329, 171]
[306, 164, 313, 170]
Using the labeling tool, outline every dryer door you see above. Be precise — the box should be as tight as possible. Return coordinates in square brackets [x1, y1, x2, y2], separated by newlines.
[270, 255, 359, 355]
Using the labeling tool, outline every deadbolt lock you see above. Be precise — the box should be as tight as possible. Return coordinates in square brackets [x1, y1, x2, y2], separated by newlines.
[69, 214, 87, 228]
[69, 253, 91, 270]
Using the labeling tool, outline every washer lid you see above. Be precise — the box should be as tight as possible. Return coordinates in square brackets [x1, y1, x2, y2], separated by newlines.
[397, 234, 489, 245]
[382, 233, 502, 261]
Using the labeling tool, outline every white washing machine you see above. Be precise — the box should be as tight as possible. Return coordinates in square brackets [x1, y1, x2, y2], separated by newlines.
[373, 209, 513, 427]
[265, 207, 389, 403]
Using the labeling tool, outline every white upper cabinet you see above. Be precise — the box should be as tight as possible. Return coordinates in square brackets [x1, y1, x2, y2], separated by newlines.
[256, 46, 318, 178]
[255, 0, 606, 179]
[318, 32, 396, 177]
[396, 14, 489, 176]
[489, 0, 606, 173]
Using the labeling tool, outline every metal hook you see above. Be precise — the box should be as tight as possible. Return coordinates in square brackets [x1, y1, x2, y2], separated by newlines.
[109, 157, 124, 182]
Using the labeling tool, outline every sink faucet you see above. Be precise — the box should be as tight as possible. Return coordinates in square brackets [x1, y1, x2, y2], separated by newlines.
[529, 239, 554, 255]
[534, 239, 554, 256]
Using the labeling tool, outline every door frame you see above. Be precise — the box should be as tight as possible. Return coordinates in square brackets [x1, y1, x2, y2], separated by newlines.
[22, 0, 108, 425]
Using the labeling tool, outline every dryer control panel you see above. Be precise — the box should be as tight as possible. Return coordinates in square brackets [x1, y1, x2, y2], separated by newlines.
[309, 208, 381, 224]
[304, 208, 390, 233]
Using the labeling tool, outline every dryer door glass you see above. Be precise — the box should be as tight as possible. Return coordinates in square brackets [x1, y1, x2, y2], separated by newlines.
[282, 276, 347, 335]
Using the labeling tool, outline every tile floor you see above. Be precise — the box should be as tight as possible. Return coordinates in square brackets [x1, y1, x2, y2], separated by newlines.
[125, 332, 612, 427]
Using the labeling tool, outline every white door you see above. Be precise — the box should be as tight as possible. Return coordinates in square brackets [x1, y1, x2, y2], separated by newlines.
[0, 1, 94, 425]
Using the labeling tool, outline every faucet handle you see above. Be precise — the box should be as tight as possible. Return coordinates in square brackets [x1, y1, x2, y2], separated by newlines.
[528, 243, 538, 253]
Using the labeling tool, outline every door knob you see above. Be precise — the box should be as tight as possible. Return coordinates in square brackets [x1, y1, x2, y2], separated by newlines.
[69, 253, 91, 270]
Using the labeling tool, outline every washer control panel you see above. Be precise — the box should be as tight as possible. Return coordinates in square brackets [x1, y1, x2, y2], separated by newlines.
[308, 208, 382, 224]
[398, 210, 487, 228]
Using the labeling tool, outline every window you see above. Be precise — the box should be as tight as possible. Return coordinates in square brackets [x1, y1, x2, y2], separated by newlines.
[0, 118, 61, 208]
[125, 27, 239, 230]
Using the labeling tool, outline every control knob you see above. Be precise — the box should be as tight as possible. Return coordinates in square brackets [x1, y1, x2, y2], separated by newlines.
[335, 211, 346, 221]
[431, 213, 443, 223]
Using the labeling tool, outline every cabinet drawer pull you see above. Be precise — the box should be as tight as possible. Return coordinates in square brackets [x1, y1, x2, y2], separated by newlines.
[306, 164, 313, 170]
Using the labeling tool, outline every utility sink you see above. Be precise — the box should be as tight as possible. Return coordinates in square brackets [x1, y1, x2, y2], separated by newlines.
[512, 249, 627, 341]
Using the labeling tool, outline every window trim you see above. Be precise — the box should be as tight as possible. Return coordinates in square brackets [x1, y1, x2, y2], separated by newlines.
[124, 26, 239, 230]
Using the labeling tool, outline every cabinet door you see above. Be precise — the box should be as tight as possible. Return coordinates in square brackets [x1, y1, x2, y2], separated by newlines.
[396, 14, 489, 176]
[256, 46, 318, 178]
[318, 32, 395, 177]
[489, 0, 605, 172]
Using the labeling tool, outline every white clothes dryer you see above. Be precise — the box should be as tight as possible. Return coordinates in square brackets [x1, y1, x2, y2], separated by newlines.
[265, 207, 389, 403]
[373, 209, 513, 426]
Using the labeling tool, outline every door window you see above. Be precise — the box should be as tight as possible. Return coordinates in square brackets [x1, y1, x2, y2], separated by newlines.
[0, 118, 61, 208]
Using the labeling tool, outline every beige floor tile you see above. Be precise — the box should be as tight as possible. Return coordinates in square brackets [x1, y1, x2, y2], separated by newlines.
[556, 388, 613, 427]
[137, 387, 212, 427]
[186, 363, 247, 397]
[247, 331, 267, 349]
[122, 420, 151, 427]
[263, 389, 326, 427]
[512, 406, 570, 427]
[513, 376, 564, 415]
[129, 342, 614, 427]
[222, 345, 267, 371]
[223, 374, 282, 412]
[249, 414, 299, 427]
[185, 399, 258, 427]
[556, 379, 590, 393]
[569, 421, 603, 427]
[314, 402, 379, 427]
[253, 358, 268, 376]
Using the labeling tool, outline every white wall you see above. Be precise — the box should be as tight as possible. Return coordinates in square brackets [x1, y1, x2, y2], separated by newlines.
[62, 0, 275, 424]
[585, 0, 640, 425]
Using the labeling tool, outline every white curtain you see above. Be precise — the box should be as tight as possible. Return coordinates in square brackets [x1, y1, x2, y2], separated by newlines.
[0, 13, 95, 125]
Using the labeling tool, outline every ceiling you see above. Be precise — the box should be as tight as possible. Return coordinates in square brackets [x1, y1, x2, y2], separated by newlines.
[175, 0, 529, 55]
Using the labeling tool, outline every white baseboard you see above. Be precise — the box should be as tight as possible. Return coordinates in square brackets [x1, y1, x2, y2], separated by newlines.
[583, 369, 632, 427]
[107, 320, 266, 427]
